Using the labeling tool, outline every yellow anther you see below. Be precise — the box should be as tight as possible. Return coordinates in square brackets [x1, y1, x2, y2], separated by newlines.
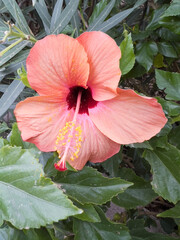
[70, 156, 74, 161]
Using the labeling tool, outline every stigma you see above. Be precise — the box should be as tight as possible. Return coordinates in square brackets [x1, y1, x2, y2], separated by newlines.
[54, 91, 82, 171]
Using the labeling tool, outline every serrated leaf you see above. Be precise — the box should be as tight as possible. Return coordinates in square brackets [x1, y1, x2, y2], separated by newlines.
[158, 42, 178, 58]
[0, 41, 28, 67]
[74, 203, 101, 223]
[128, 219, 179, 240]
[136, 41, 158, 71]
[0, 122, 9, 134]
[128, 141, 153, 150]
[9, 123, 40, 158]
[92, 0, 147, 32]
[87, 0, 115, 31]
[169, 125, 180, 150]
[57, 167, 132, 205]
[146, 5, 167, 31]
[112, 168, 157, 209]
[35, 0, 51, 34]
[73, 207, 131, 240]
[101, 152, 122, 177]
[51, 0, 79, 34]
[120, 33, 135, 75]
[2, 0, 30, 34]
[159, 16, 180, 35]
[143, 144, 180, 204]
[155, 69, 180, 101]
[158, 202, 180, 218]
[88, 0, 108, 25]
[157, 97, 180, 116]
[0, 145, 81, 229]
[0, 80, 25, 117]
[162, 0, 180, 17]
[0, 226, 52, 240]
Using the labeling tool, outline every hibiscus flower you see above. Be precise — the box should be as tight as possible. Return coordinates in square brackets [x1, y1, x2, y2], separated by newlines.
[14, 31, 167, 171]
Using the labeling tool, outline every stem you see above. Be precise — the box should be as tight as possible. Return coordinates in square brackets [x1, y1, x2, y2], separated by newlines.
[0, 38, 23, 57]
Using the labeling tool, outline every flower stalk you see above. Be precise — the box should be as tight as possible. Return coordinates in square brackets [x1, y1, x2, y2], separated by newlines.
[0, 21, 37, 57]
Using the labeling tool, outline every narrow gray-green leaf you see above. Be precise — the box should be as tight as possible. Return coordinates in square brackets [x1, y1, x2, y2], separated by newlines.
[88, 0, 115, 31]
[35, 0, 51, 34]
[0, 145, 81, 229]
[88, 0, 108, 25]
[2, 0, 30, 34]
[143, 144, 180, 203]
[0, 80, 25, 117]
[57, 167, 132, 205]
[120, 33, 135, 75]
[51, 0, 79, 34]
[50, 0, 63, 31]
[156, 69, 180, 101]
[92, 0, 146, 32]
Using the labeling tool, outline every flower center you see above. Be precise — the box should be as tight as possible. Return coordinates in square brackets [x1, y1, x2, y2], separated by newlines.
[54, 91, 82, 171]
[66, 86, 98, 114]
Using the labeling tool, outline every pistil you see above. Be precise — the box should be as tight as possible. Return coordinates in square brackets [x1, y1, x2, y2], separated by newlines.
[54, 91, 82, 171]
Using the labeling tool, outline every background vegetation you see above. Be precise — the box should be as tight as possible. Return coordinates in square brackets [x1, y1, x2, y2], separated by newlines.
[0, 0, 180, 239]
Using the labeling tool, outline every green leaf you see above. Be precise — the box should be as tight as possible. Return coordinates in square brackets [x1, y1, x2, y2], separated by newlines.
[0, 226, 52, 240]
[146, 5, 168, 31]
[162, 0, 180, 17]
[128, 219, 179, 240]
[0, 145, 81, 229]
[158, 42, 178, 58]
[155, 69, 180, 101]
[87, 0, 115, 31]
[157, 97, 180, 116]
[128, 141, 153, 150]
[92, 0, 147, 32]
[169, 125, 180, 150]
[120, 33, 135, 75]
[0, 122, 9, 134]
[74, 203, 101, 223]
[158, 202, 180, 218]
[136, 41, 158, 71]
[101, 152, 122, 177]
[88, 0, 108, 25]
[17, 65, 31, 88]
[57, 167, 133, 205]
[0, 80, 25, 117]
[143, 144, 180, 203]
[2, 0, 30, 34]
[9, 123, 40, 158]
[73, 207, 131, 240]
[153, 53, 165, 68]
[112, 168, 157, 209]
[51, 0, 79, 34]
[159, 16, 180, 35]
[35, 0, 51, 34]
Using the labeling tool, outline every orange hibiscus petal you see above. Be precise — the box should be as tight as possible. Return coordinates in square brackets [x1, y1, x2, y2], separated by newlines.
[66, 114, 120, 170]
[27, 34, 89, 96]
[14, 96, 73, 152]
[89, 88, 167, 144]
[77, 31, 121, 101]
